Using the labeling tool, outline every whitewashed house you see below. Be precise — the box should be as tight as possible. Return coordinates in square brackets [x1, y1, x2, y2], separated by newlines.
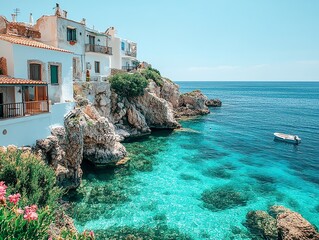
[106, 27, 138, 71]
[0, 16, 75, 147]
[34, 4, 86, 81]
[84, 27, 112, 81]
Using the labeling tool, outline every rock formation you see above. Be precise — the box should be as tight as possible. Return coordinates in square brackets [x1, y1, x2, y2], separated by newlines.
[270, 206, 319, 240]
[176, 90, 210, 118]
[35, 103, 127, 189]
[206, 98, 222, 107]
[245, 206, 319, 240]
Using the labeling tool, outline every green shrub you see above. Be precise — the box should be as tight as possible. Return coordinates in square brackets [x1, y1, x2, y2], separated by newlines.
[109, 72, 148, 98]
[141, 67, 163, 86]
[0, 147, 62, 209]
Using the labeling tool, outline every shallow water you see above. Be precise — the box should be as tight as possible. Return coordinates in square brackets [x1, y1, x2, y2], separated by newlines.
[67, 81, 319, 239]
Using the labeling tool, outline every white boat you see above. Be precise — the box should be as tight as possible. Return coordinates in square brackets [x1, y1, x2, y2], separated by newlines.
[274, 132, 301, 144]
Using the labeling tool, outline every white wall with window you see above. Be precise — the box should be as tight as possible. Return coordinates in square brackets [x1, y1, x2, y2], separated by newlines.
[12, 44, 74, 103]
[85, 52, 110, 80]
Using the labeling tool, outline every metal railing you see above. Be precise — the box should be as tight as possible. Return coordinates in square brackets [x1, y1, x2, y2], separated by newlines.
[125, 50, 137, 57]
[85, 44, 112, 55]
[122, 66, 137, 72]
[0, 101, 49, 120]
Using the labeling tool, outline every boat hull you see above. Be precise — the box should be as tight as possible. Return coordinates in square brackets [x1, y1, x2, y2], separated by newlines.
[274, 133, 301, 145]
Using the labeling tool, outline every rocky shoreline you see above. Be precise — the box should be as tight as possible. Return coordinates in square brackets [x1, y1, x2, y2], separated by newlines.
[34, 77, 216, 189]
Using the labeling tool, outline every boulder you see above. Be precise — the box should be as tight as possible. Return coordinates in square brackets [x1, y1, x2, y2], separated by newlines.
[206, 99, 222, 107]
[177, 90, 210, 117]
[270, 206, 319, 240]
[245, 210, 278, 240]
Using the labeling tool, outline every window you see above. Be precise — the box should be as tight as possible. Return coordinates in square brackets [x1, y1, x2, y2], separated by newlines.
[30, 63, 41, 80]
[121, 41, 125, 51]
[95, 61, 100, 73]
[67, 28, 76, 41]
[50, 65, 59, 84]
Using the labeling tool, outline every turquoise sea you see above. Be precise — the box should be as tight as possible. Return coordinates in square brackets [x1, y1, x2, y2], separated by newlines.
[67, 81, 319, 239]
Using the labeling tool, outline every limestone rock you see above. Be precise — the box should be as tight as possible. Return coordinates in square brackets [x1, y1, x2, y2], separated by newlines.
[271, 206, 319, 240]
[127, 104, 151, 133]
[177, 90, 210, 117]
[206, 98, 222, 107]
[134, 82, 180, 129]
[245, 210, 278, 240]
[160, 78, 180, 108]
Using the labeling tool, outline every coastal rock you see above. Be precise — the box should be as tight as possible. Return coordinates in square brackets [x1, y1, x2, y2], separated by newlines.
[245, 210, 278, 240]
[177, 90, 210, 117]
[127, 104, 151, 133]
[206, 98, 222, 107]
[35, 104, 127, 189]
[270, 206, 319, 240]
[134, 82, 180, 129]
[159, 78, 180, 108]
[81, 104, 127, 166]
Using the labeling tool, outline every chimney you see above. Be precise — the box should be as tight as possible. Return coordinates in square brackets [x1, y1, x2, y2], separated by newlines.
[11, 14, 16, 22]
[55, 3, 61, 16]
[63, 10, 68, 18]
[81, 18, 86, 25]
[29, 13, 33, 26]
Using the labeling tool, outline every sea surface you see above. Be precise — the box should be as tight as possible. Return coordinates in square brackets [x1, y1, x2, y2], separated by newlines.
[67, 81, 319, 239]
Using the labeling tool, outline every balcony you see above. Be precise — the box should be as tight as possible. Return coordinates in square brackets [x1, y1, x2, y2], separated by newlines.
[0, 101, 49, 120]
[122, 66, 137, 72]
[125, 50, 137, 58]
[85, 44, 112, 55]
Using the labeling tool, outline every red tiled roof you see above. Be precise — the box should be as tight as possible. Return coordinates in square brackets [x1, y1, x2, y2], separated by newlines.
[0, 34, 72, 53]
[0, 76, 48, 85]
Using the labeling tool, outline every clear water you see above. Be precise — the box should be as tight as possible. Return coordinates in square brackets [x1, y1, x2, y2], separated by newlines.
[67, 81, 319, 239]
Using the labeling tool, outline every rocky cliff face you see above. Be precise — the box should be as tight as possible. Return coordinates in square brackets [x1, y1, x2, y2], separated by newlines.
[74, 78, 203, 139]
[36, 102, 127, 189]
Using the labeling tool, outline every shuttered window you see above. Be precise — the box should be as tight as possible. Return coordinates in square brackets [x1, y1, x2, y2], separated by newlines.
[121, 41, 125, 51]
[30, 64, 41, 80]
[67, 28, 76, 41]
[50, 65, 59, 84]
[95, 61, 100, 73]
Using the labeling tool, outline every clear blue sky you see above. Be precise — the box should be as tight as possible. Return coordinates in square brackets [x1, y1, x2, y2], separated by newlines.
[1, 0, 319, 81]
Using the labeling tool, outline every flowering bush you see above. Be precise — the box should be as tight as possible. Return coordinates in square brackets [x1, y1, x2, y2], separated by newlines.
[0, 148, 62, 208]
[0, 150, 95, 239]
[0, 181, 53, 239]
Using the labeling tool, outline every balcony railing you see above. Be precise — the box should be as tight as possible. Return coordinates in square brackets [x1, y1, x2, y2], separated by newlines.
[0, 101, 49, 120]
[122, 66, 137, 72]
[85, 44, 112, 55]
[125, 50, 137, 57]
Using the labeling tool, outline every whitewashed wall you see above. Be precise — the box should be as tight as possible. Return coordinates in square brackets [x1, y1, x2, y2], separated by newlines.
[85, 52, 110, 79]
[0, 40, 14, 76]
[12, 44, 74, 103]
[0, 102, 75, 147]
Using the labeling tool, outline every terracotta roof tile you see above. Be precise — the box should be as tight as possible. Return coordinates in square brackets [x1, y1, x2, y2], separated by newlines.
[0, 34, 72, 53]
[0, 76, 48, 85]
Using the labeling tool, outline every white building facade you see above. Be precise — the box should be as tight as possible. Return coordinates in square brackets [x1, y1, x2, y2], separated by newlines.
[0, 16, 75, 147]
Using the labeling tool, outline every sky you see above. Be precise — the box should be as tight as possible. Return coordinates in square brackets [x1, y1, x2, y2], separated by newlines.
[1, 0, 319, 81]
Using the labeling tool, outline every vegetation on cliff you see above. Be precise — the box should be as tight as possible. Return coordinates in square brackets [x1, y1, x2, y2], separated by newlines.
[0, 147, 95, 239]
[109, 67, 164, 98]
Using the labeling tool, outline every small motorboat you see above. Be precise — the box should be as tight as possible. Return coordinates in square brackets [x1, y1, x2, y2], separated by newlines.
[274, 132, 301, 145]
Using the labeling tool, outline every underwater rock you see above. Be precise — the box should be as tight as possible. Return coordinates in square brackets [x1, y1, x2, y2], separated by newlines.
[245, 210, 278, 240]
[201, 185, 249, 211]
[94, 224, 193, 240]
[206, 98, 222, 107]
[270, 205, 319, 240]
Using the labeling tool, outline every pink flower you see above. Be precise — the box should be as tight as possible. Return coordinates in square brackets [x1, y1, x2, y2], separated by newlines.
[48, 237, 53, 240]
[0, 181, 7, 197]
[24, 211, 38, 221]
[8, 193, 21, 204]
[16, 208, 24, 215]
[89, 231, 95, 238]
[23, 205, 38, 221]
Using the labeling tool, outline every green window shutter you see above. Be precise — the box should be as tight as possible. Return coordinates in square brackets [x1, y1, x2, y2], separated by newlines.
[50, 65, 59, 84]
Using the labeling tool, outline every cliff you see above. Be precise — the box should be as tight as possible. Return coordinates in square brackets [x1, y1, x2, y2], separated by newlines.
[35, 76, 212, 189]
